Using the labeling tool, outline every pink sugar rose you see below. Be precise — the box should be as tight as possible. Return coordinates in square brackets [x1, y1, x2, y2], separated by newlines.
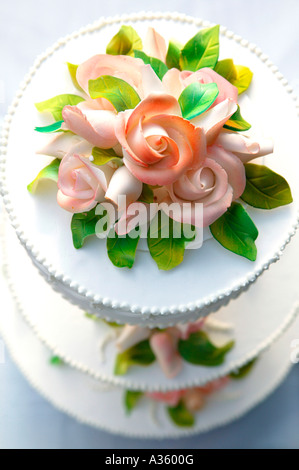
[149, 331, 182, 379]
[174, 318, 205, 340]
[143, 27, 167, 62]
[191, 98, 238, 145]
[167, 151, 243, 227]
[147, 377, 230, 409]
[115, 93, 206, 186]
[105, 165, 143, 212]
[146, 390, 186, 407]
[57, 153, 114, 213]
[37, 133, 93, 160]
[167, 130, 273, 227]
[62, 101, 119, 149]
[76, 54, 145, 99]
[183, 389, 205, 412]
[163, 67, 238, 107]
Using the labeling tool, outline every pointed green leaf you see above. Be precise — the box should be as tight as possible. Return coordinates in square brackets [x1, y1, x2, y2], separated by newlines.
[224, 105, 251, 131]
[102, 320, 121, 328]
[214, 58, 237, 82]
[107, 226, 140, 269]
[147, 212, 195, 271]
[106, 25, 142, 56]
[178, 331, 235, 367]
[27, 158, 60, 193]
[124, 390, 144, 414]
[71, 206, 107, 249]
[84, 313, 120, 328]
[89, 75, 141, 112]
[230, 358, 257, 380]
[178, 82, 219, 120]
[180, 25, 220, 72]
[91, 147, 123, 166]
[84, 312, 101, 322]
[138, 184, 154, 204]
[234, 65, 253, 94]
[114, 340, 156, 375]
[66, 63, 84, 92]
[210, 202, 259, 261]
[35, 94, 84, 121]
[50, 356, 64, 366]
[241, 164, 293, 209]
[166, 41, 181, 70]
[133, 50, 168, 80]
[35, 121, 64, 133]
[214, 59, 253, 94]
[167, 401, 195, 427]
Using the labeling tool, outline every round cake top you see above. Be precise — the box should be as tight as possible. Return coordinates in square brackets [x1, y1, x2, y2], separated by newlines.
[1, 12, 298, 325]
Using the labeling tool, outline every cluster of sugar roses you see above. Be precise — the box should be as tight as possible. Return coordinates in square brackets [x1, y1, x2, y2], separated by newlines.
[87, 315, 234, 378]
[125, 377, 231, 428]
[124, 358, 256, 427]
[31, 24, 293, 270]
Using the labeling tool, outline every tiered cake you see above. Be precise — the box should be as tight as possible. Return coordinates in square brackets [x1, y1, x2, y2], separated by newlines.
[0, 12, 298, 437]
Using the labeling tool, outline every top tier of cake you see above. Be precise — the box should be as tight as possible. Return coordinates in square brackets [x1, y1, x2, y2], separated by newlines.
[1, 13, 298, 327]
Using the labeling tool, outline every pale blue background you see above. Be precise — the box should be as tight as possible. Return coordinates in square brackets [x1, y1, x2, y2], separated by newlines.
[0, 0, 299, 449]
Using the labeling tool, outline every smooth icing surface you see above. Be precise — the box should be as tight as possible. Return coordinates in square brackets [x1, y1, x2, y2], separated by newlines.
[1, 13, 299, 324]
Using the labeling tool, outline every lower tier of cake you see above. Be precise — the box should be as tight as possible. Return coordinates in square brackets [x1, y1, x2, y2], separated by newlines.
[2, 218, 299, 391]
[0, 272, 297, 438]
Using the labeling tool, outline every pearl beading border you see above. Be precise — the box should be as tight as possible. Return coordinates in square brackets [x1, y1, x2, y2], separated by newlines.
[1, 11, 299, 324]
[2, 214, 299, 392]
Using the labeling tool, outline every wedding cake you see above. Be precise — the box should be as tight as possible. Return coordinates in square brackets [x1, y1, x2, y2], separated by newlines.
[0, 12, 298, 436]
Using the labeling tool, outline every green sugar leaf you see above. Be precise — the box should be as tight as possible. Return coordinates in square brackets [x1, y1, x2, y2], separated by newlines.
[91, 147, 123, 166]
[107, 227, 140, 269]
[133, 50, 168, 80]
[35, 94, 84, 121]
[35, 121, 64, 133]
[224, 105, 251, 131]
[167, 401, 195, 427]
[89, 75, 141, 112]
[84, 312, 100, 322]
[234, 65, 254, 94]
[138, 184, 154, 204]
[241, 164, 293, 209]
[147, 212, 195, 271]
[124, 390, 144, 414]
[178, 82, 219, 120]
[214, 59, 253, 94]
[210, 202, 258, 261]
[106, 25, 142, 56]
[180, 25, 220, 72]
[178, 330, 235, 367]
[84, 313, 120, 328]
[214, 59, 237, 82]
[71, 206, 107, 249]
[66, 63, 84, 92]
[27, 158, 60, 193]
[166, 41, 181, 70]
[114, 340, 156, 375]
[230, 358, 257, 380]
[50, 356, 64, 366]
